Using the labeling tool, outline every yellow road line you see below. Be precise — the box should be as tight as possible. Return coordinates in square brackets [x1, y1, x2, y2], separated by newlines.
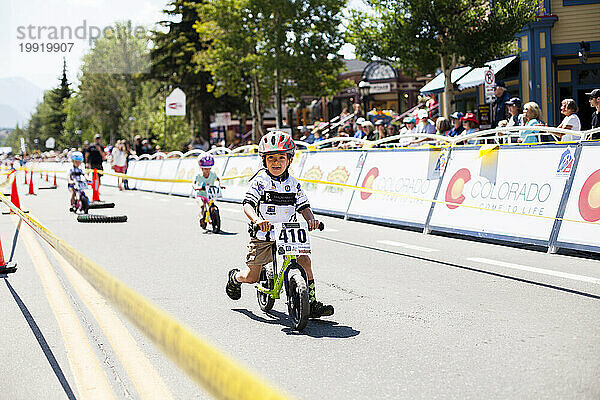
[18, 217, 114, 400]
[49, 248, 175, 400]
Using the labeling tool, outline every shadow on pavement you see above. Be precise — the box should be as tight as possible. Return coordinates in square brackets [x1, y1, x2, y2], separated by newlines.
[202, 230, 238, 236]
[232, 308, 360, 338]
[4, 278, 77, 400]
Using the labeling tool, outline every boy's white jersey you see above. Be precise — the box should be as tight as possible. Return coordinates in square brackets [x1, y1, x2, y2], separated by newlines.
[243, 170, 310, 241]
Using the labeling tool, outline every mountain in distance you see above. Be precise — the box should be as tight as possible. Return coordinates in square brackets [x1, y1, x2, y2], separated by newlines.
[0, 77, 44, 129]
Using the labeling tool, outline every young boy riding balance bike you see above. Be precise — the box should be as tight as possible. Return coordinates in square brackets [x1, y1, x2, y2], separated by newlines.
[225, 131, 334, 318]
[193, 153, 223, 229]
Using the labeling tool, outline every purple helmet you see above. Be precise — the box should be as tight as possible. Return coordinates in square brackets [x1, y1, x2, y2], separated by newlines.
[198, 153, 214, 167]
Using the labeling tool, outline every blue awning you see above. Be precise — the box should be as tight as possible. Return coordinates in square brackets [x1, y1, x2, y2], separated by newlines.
[420, 55, 517, 95]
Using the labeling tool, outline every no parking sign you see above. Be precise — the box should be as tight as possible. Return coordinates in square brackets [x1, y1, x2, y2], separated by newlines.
[484, 69, 496, 104]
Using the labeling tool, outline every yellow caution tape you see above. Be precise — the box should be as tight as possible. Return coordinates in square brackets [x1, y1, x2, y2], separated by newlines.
[0, 193, 292, 400]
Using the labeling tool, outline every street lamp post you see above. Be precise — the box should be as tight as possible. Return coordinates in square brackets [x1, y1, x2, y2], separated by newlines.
[358, 80, 371, 117]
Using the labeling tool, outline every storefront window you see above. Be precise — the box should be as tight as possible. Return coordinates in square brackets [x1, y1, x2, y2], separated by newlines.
[578, 68, 600, 85]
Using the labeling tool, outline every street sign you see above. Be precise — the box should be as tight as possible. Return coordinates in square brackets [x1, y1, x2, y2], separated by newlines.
[165, 88, 186, 116]
[45, 137, 55, 149]
[215, 112, 231, 127]
[484, 69, 496, 104]
[20, 137, 26, 153]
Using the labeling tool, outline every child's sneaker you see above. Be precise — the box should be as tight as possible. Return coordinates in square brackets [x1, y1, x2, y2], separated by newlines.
[226, 269, 241, 300]
[309, 300, 334, 318]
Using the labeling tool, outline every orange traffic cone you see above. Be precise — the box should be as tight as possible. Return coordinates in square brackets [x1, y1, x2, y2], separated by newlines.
[40, 171, 42, 179]
[92, 169, 100, 201]
[24, 170, 28, 185]
[53, 173, 57, 187]
[45, 172, 49, 182]
[27, 170, 35, 195]
[0, 234, 17, 273]
[10, 176, 21, 210]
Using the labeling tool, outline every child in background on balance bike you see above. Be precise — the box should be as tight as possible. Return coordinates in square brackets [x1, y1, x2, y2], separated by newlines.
[225, 131, 334, 318]
[192, 153, 223, 229]
[68, 151, 88, 211]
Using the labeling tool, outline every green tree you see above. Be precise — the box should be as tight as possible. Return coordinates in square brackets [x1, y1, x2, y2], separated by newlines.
[347, 0, 537, 117]
[195, 0, 348, 139]
[150, 0, 244, 145]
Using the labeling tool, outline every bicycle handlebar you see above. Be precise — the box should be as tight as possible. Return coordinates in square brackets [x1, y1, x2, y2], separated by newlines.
[250, 221, 325, 235]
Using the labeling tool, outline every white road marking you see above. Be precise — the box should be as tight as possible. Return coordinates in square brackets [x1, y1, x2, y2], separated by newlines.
[50, 248, 175, 400]
[323, 228, 338, 232]
[377, 240, 439, 252]
[221, 208, 243, 213]
[20, 220, 115, 400]
[467, 257, 600, 285]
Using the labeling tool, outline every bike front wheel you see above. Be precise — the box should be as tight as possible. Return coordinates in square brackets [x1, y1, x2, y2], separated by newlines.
[287, 272, 309, 331]
[257, 264, 275, 312]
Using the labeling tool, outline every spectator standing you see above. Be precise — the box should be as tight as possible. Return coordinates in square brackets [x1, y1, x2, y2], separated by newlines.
[447, 112, 465, 137]
[354, 118, 366, 138]
[399, 117, 416, 135]
[86, 134, 105, 181]
[111, 140, 127, 190]
[134, 135, 143, 155]
[492, 81, 511, 128]
[435, 117, 452, 136]
[415, 109, 436, 135]
[556, 99, 582, 141]
[521, 102, 543, 143]
[372, 120, 386, 141]
[141, 139, 153, 155]
[505, 97, 523, 127]
[361, 121, 375, 140]
[460, 113, 480, 144]
[586, 89, 600, 138]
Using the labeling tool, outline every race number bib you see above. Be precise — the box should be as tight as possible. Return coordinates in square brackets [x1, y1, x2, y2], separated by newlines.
[273, 222, 311, 255]
[207, 185, 222, 200]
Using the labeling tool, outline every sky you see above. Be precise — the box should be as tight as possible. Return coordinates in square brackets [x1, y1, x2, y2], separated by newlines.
[1, 0, 367, 92]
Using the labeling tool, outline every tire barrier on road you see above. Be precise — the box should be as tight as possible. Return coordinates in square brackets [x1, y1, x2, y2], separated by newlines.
[87, 201, 116, 209]
[0, 192, 292, 400]
[27, 135, 600, 254]
[77, 214, 127, 223]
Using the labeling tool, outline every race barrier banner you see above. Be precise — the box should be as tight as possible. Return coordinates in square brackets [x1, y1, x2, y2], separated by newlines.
[427, 144, 575, 244]
[555, 141, 600, 252]
[25, 142, 600, 254]
[220, 155, 260, 202]
[346, 148, 447, 227]
[299, 150, 364, 216]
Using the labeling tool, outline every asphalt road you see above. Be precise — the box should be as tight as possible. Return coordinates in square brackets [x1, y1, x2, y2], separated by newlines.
[1, 175, 599, 400]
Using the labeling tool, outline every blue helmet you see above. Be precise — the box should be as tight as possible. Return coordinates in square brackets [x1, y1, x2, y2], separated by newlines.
[198, 153, 214, 167]
[71, 151, 84, 161]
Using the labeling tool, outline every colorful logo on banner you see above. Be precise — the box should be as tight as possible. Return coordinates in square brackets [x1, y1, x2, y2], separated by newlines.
[360, 167, 379, 200]
[325, 166, 350, 193]
[556, 148, 574, 177]
[445, 168, 471, 209]
[434, 150, 448, 175]
[302, 166, 323, 191]
[239, 167, 254, 185]
[578, 168, 600, 222]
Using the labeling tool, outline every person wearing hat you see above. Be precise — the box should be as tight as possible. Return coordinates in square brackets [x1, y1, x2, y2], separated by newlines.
[587, 89, 600, 136]
[353, 117, 366, 138]
[372, 119, 386, 141]
[492, 80, 511, 128]
[415, 109, 436, 135]
[400, 116, 416, 135]
[460, 113, 479, 144]
[505, 97, 523, 127]
[447, 112, 465, 137]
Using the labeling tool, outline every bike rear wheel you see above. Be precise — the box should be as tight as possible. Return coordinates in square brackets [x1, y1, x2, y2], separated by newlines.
[257, 264, 275, 312]
[81, 195, 89, 214]
[210, 206, 220, 233]
[287, 272, 309, 331]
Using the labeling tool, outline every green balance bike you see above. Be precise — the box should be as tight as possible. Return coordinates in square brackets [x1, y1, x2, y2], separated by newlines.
[253, 221, 324, 331]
